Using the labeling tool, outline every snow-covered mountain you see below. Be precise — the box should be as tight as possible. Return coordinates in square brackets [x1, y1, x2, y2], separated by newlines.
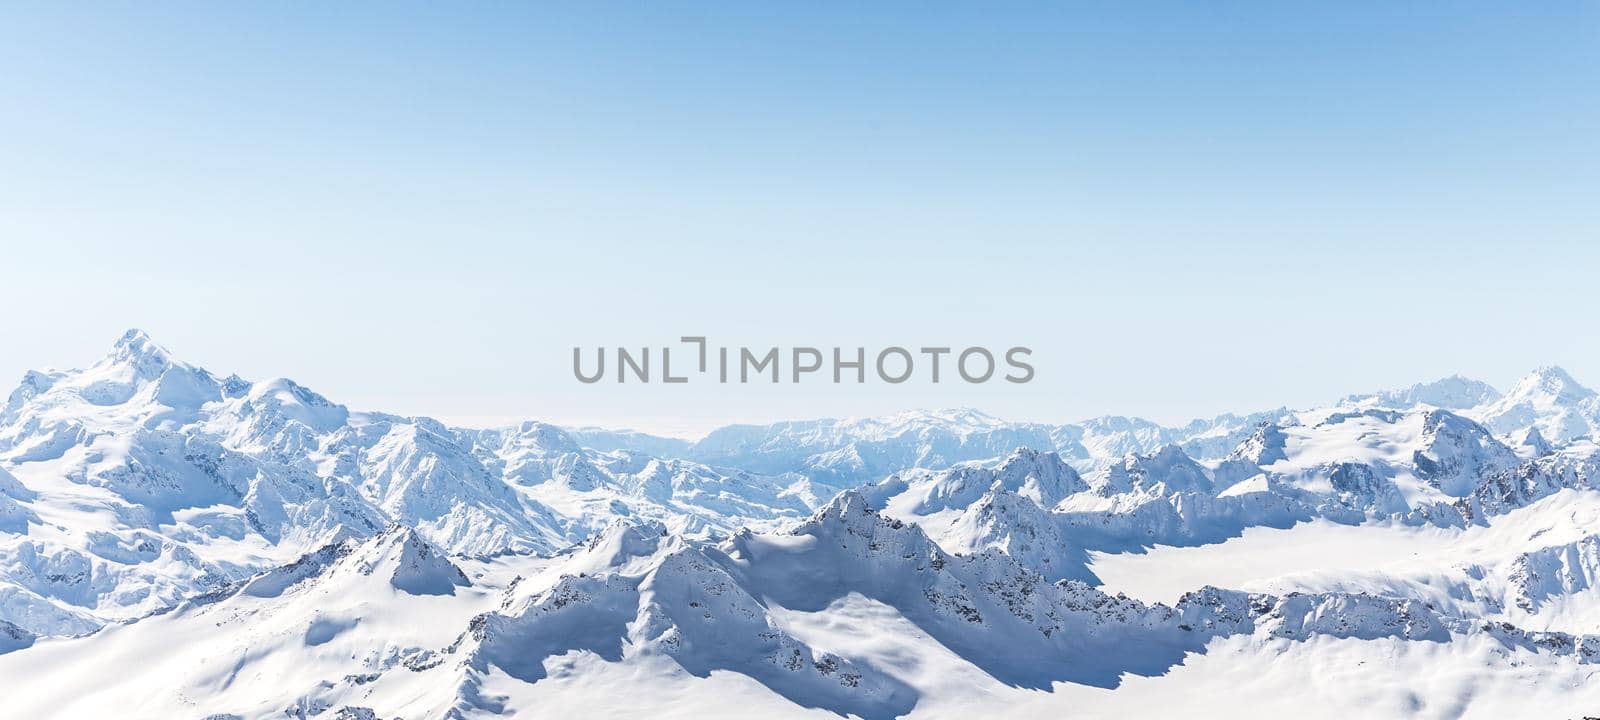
[6, 330, 1600, 717]
[1342, 374, 1503, 410]
[1469, 365, 1600, 443]
[6, 492, 1599, 719]
[0, 331, 811, 636]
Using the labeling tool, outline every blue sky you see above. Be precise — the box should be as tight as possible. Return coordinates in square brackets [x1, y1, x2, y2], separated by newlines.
[2, 3, 1597, 436]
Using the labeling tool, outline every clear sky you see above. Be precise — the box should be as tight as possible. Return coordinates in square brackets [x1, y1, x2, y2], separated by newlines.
[2, 3, 1597, 437]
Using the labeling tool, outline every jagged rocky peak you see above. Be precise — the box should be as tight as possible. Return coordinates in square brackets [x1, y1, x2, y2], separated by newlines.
[790, 489, 933, 553]
[329, 524, 472, 596]
[380, 524, 472, 595]
[231, 524, 470, 601]
[574, 518, 672, 571]
[945, 487, 1097, 583]
[989, 446, 1087, 505]
[105, 328, 177, 378]
[1228, 422, 1289, 466]
[882, 447, 1087, 516]
[218, 373, 251, 398]
[1099, 443, 1212, 495]
[1509, 426, 1554, 458]
[807, 489, 878, 527]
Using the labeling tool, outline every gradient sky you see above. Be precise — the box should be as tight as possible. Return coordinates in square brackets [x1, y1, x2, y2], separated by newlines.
[2, 3, 1597, 436]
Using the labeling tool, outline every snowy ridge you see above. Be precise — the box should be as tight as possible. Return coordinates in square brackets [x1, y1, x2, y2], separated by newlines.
[1342, 374, 1502, 411]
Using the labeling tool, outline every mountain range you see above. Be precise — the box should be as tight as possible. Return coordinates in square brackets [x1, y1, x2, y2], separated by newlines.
[5, 331, 1600, 718]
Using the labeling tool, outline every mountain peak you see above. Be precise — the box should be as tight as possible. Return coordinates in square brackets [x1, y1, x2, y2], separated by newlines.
[818, 489, 873, 517]
[800, 490, 885, 535]
[369, 525, 471, 596]
[1474, 365, 1600, 442]
[105, 328, 175, 376]
[1530, 364, 1580, 382]
[115, 327, 154, 344]
[991, 446, 1085, 505]
[1511, 365, 1595, 403]
[1509, 426, 1553, 457]
[999, 445, 1046, 462]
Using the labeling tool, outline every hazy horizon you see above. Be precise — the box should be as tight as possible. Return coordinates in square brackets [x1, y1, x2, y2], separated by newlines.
[15, 326, 1576, 440]
[4, 3, 1596, 437]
